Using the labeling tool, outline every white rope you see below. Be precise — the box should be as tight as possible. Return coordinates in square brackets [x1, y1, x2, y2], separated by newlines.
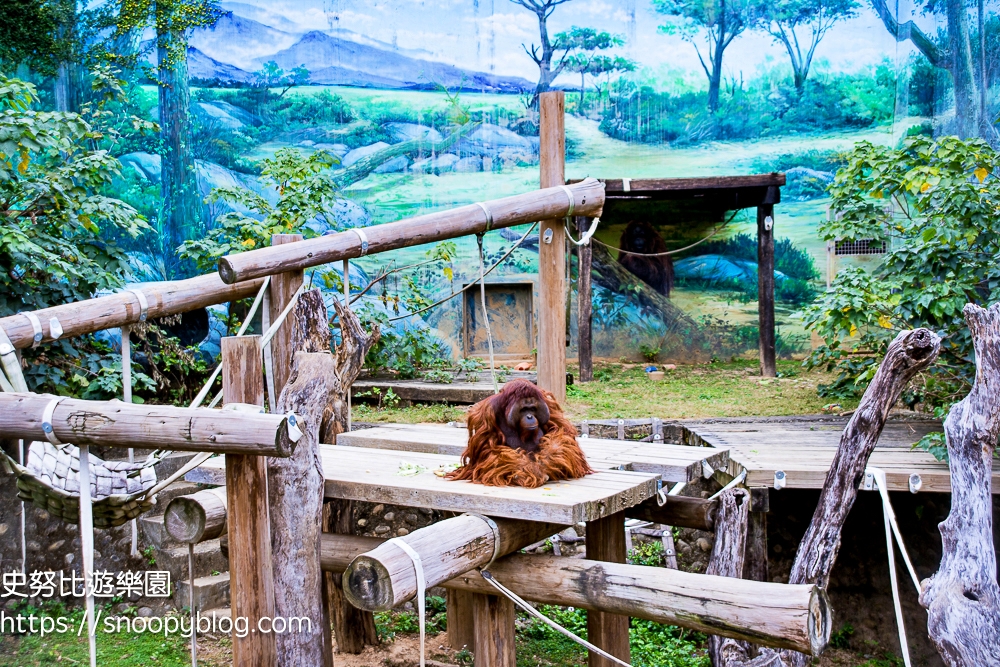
[867, 466, 916, 667]
[262, 290, 277, 414]
[565, 217, 600, 247]
[477, 202, 494, 231]
[558, 185, 576, 218]
[476, 235, 499, 395]
[478, 570, 632, 667]
[388, 538, 426, 667]
[708, 469, 748, 501]
[344, 259, 352, 432]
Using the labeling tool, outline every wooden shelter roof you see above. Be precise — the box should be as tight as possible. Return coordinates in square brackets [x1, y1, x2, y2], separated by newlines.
[568, 173, 786, 210]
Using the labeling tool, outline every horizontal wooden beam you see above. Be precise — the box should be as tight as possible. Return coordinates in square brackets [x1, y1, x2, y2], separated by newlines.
[343, 514, 564, 611]
[0, 274, 265, 350]
[218, 179, 606, 285]
[0, 393, 297, 455]
[321, 535, 829, 655]
[625, 495, 718, 531]
[570, 174, 786, 193]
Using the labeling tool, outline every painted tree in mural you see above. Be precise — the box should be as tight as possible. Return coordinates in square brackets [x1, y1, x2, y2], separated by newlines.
[509, 0, 576, 103]
[559, 28, 625, 112]
[653, 0, 765, 112]
[870, 0, 994, 140]
[759, 0, 860, 92]
[113, 0, 223, 274]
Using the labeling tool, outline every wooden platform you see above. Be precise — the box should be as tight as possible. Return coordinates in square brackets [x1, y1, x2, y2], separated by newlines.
[187, 444, 658, 524]
[352, 371, 536, 405]
[337, 424, 729, 484]
[682, 416, 1000, 493]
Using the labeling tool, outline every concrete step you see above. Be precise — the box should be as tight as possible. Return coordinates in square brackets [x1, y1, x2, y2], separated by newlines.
[140, 513, 183, 551]
[157, 539, 229, 581]
[149, 480, 204, 509]
[175, 572, 230, 612]
[154, 452, 204, 481]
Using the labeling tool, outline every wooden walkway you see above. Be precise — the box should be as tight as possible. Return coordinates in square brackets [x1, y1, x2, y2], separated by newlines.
[337, 424, 728, 484]
[187, 444, 658, 524]
[682, 416, 1000, 493]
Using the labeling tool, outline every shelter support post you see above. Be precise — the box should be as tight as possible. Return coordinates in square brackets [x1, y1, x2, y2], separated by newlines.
[322, 499, 377, 657]
[586, 511, 631, 667]
[538, 91, 567, 402]
[757, 189, 777, 378]
[221, 335, 277, 667]
[577, 216, 594, 382]
[447, 588, 476, 652]
[473, 592, 517, 667]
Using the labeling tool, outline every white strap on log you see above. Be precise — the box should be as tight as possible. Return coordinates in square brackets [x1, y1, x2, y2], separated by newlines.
[125, 287, 149, 322]
[866, 466, 918, 667]
[351, 228, 370, 256]
[464, 513, 502, 568]
[476, 201, 494, 231]
[121, 325, 138, 557]
[23, 311, 43, 347]
[41, 396, 66, 446]
[476, 235, 499, 395]
[0, 324, 25, 392]
[708, 469, 747, 501]
[78, 440, 97, 667]
[622, 178, 631, 193]
[387, 538, 426, 667]
[478, 569, 632, 667]
[559, 185, 576, 217]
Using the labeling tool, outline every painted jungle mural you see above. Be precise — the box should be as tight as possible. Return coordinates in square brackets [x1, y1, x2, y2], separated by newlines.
[8, 0, 998, 364]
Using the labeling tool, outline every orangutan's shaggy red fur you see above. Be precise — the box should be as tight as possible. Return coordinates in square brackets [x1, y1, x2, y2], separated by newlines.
[446, 379, 593, 488]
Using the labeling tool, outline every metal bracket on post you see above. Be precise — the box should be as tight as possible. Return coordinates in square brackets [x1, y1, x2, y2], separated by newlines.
[774, 470, 787, 490]
[652, 417, 663, 442]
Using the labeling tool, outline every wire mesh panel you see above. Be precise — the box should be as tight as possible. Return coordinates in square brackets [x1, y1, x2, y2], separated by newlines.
[834, 239, 887, 256]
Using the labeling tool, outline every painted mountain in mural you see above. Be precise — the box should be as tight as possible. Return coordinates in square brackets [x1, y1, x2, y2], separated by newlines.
[187, 12, 533, 92]
[257, 31, 532, 92]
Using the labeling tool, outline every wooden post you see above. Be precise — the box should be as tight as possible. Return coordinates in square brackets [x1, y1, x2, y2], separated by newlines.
[473, 592, 516, 667]
[922, 304, 1000, 665]
[756, 199, 776, 378]
[322, 500, 377, 657]
[447, 588, 476, 651]
[706, 489, 751, 666]
[538, 91, 567, 403]
[577, 216, 593, 383]
[586, 511, 630, 667]
[744, 487, 769, 584]
[268, 234, 304, 394]
[222, 335, 277, 667]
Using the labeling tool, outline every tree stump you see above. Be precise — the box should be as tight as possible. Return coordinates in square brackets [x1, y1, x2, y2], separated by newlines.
[920, 303, 1000, 665]
[268, 289, 378, 664]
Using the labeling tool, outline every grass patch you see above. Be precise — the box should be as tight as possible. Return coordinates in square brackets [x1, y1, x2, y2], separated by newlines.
[353, 360, 855, 424]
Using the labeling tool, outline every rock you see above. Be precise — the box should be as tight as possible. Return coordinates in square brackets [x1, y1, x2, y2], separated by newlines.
[453, 156, 486, 173]
[457, 124, 537, 157]
[372, 504, 384, 515]
[411, 153, 459, 174]
[375, 525, 391, 534]
[696, 537, 713, 552]
[342, 142, 391, 168]
[396, 528, 410, 536]
[419, 507, 434, 516]
[119, 152, 162, 184]
[663, 364, 677, 371]
[373, 155, 409, 174]
[385, 122, 443, 144]
[673, 254, 788, 286]
[137, 606, 154, 617]
[193, 101, 259, 131]
[0, 524, 6, 537]
[297, 139, 316, 147]
[35, 509, 49, 522]
[64, 553, 75, 565]
[47, 540, 65, 552]
[383, 512, 395, 521]
[27, 541, 40, 552]
[405, 513, 419, 525]
[357, 518, 368, 527]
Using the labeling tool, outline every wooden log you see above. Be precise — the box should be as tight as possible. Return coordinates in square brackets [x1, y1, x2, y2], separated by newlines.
[921, 304, 1000, 665]
[586, 510, 630, 667]
[447, 588, 476, 652]
[0, 392, 296, 455]
[268, 289, 379, 664]
[473, 592, 516, 667]
[625, 495, 718, 531]
[780, 328, 940, 667]
[322, 499, 378, 656]
[577, 216, 594, 383]
[756, 201, 776, 378]
[221, 335, 277, 667]
[538, 91, 567, 403]
[319, 535, 830, 655]
[0, 274, 265, 350]
[218, 179, 605, 285]
[744, 487, 769, 584]
[707, 489, 751, 666]
[342, 513, 565, 611]
[163, 488, 228, 544]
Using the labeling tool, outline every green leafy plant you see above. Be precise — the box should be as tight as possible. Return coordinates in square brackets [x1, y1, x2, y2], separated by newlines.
[423, 369, 454, 384]
[628, 540, 665, 566]
[802, 135, 1000, 408]
[639, 344, 660, 363]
